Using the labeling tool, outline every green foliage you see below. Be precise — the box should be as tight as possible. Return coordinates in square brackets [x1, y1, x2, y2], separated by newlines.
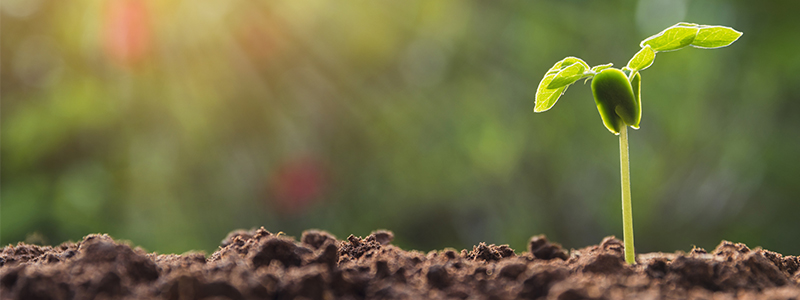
[534, 57, 590, 112]
[547, 62, 588, 89]
[640, 22, 743, 52]
[627, 46, 655, 73]
[691, 25, 745, 49]
[640, 24, 699, 52]
[534, 22, 742, 133]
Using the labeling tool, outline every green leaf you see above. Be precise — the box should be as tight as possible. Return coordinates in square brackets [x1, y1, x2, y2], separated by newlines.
[626, 45, 655, 72]
[690, 26, 743, 49]
[535, 74, 569, 112]
[546, 57, 589, 74]
[547, 62, 588, 89]
[534, 57, 589, 112]
[590, 63, 614, 73]
[640, 24, 699, 52]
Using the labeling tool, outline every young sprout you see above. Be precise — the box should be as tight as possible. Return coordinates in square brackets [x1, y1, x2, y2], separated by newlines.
[534, 23, 742, 264]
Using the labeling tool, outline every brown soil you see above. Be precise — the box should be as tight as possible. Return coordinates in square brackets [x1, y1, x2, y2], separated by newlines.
[2, 229, 799, 299]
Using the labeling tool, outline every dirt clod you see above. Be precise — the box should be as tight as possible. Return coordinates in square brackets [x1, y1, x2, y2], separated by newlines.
[529, 235, 570, 261]
[250, 236, 308, 269]
[466, 242, 515, 261]
[300, 229, 337, 250]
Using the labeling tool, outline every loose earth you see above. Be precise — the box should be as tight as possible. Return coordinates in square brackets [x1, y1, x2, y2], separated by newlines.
[2, 228, 799, 299]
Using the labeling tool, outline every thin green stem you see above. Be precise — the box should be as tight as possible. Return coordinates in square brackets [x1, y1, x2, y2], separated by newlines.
[619, 122, 635, 264]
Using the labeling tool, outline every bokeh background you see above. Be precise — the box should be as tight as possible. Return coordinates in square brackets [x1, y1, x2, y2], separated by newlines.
[2, 0, 799, 256]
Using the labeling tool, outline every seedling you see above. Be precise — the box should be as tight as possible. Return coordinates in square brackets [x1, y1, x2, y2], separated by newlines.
[534, 23, 742, 264]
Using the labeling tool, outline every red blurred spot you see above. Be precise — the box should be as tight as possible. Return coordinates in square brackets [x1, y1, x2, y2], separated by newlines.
[269, 158, 326, 214]
[103, 0, 152, 67]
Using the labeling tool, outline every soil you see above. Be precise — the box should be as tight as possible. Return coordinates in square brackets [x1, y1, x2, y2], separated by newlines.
[2, 228, 799, 299]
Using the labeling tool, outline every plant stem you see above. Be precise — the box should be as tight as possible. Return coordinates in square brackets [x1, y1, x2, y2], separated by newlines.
[619, 122, 635, 264]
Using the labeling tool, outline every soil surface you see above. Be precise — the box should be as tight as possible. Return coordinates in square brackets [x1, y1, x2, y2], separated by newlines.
[2, 228, 799, 299]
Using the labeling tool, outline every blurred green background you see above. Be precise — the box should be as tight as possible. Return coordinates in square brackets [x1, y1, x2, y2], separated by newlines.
[2, 0, 799, 256]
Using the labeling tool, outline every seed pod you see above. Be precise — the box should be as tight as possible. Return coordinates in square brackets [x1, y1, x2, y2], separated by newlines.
[591, 68, 641, 134]
[629, 71, 642, 129]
